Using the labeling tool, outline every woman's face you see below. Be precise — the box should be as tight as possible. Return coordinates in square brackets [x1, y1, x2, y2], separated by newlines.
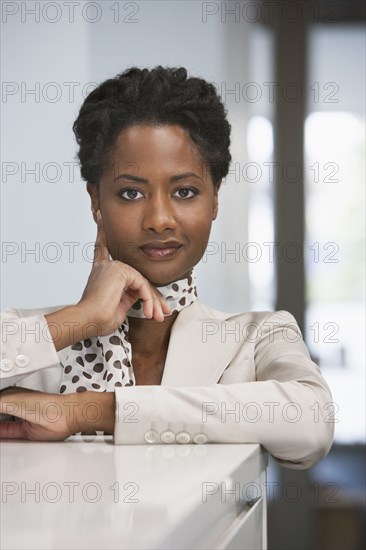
[87, 124, 219, 286]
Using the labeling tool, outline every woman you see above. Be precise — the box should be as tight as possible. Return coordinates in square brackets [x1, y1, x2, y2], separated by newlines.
[0, 66, 334, 468]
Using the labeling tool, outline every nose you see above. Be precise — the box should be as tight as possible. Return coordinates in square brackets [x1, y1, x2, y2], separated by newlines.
[142, 192, 177, 233]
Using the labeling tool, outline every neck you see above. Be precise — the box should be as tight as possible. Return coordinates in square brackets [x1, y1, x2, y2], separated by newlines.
[127, 312, 179, 357]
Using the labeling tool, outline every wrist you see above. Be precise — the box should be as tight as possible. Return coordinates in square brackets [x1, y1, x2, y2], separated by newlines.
[72, 303, 102, 339]
[65, 391, 116, 435]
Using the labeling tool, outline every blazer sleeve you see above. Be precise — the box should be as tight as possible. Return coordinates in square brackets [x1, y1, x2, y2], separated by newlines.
[113, 310, 335, 469]
[0, 307, 61, 389]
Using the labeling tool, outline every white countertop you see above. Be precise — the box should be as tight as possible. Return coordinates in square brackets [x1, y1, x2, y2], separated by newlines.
[1, 437, 267, 550]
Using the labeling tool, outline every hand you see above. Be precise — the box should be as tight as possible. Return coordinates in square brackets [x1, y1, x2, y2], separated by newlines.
[78, 209, 172, 336]
[0, 387, 116, 441]
[0, 387, 74, 441]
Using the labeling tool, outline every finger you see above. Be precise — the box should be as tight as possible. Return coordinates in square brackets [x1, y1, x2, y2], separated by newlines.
[150, 293, 172, 322]
[121, 270, 172, 321]
[93, 210, 110, 263]
[127, 277, 157, 319]
[143, 297, 154, 320]
[0, 419, 23, 439]
[161, 299, 173, 315]
[152, 299, 165, 322]
[150, 293, 165, 322]
[122, 274, 153, 318]
[154, 289, 173, 315]
[147, 289, 173, 321]
[140, 285, 171, 321]
[154, 294, 172, 317]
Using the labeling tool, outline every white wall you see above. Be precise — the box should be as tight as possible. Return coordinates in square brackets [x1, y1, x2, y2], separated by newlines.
[1, 0, 252, 313]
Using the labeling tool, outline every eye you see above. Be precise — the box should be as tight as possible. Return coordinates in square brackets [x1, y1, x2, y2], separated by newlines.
[173, 187, 198, 199]
[118, 188, 144, 201]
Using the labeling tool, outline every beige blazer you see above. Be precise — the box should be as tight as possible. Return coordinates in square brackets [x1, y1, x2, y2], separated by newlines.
[0, 300, 334, 469]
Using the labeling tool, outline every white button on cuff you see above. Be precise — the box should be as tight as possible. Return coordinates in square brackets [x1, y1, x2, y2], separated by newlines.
[0, 359, 13, 373]
[193, 433, 208, 444]
[15, 354, 30, 368]
[144, 430, 159, 444]
[160, 430, 175, 443]
[176, 431, 191, 444]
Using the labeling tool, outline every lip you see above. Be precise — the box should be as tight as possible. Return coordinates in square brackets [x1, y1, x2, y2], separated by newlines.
[140, 240, 183, 250]
[139, 240, 184, 260]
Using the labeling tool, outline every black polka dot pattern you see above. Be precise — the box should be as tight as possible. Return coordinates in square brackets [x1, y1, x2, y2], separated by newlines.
[59, 269, 198, 396]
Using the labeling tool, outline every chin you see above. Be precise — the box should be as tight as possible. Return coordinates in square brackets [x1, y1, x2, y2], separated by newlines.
[114, 249, 195, 286]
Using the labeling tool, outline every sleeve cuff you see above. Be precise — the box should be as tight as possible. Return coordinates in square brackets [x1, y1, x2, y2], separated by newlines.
[0, 313, 61, 389]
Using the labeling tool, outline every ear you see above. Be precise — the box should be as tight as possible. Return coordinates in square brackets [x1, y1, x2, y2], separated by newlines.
[212, 184, 220, 220]
[86, 182, 100, 223]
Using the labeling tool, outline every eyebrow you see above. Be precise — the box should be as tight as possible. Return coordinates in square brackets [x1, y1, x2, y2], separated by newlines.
[113, 172, 203, 184]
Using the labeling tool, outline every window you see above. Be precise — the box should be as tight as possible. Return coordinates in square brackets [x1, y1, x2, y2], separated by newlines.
[304, 25, 365, 443]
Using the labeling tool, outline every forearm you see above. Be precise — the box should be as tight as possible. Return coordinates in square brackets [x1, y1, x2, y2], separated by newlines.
[113, 379, 334, 469]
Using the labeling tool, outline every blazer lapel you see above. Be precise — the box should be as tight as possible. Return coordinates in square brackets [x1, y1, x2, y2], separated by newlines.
[161, 300, 241, 386]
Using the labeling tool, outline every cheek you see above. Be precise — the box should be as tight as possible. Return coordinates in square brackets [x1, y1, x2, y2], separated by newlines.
[102, 219, 134, 260]
[188, 203, 214, 231]
[104, 204, 138, 237]
[186, 213, 214, 250]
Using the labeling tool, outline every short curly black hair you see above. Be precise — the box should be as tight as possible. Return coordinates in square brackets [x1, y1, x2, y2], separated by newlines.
[72, 65, 231, 188]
